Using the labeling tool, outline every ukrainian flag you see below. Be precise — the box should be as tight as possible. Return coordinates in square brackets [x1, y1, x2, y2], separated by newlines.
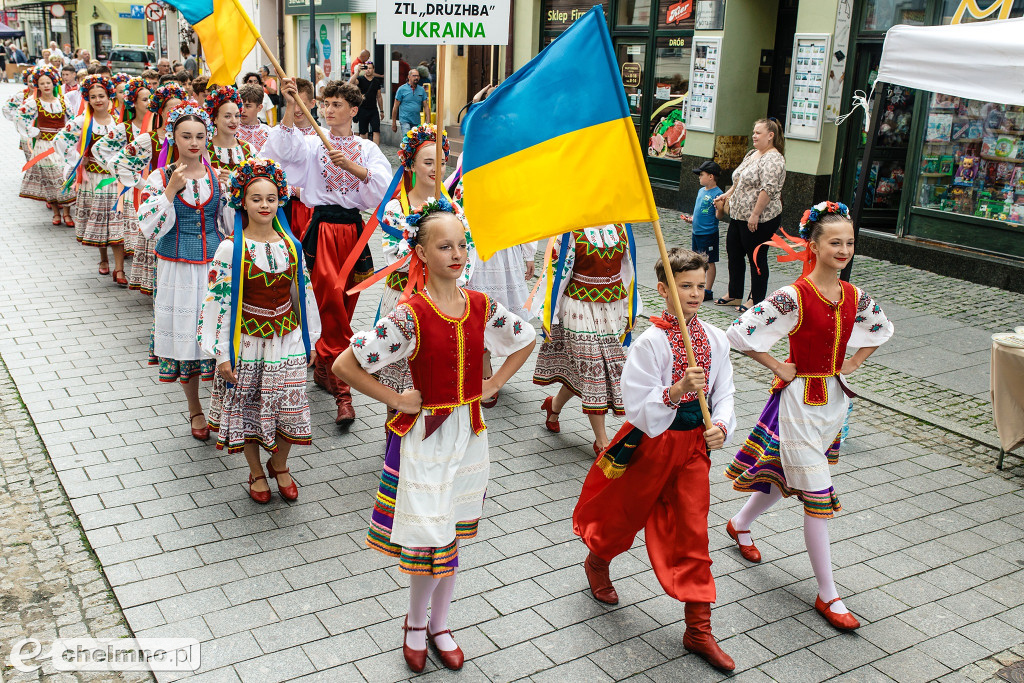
[165, 0, 259, 85]
[460, 6, 658, 260]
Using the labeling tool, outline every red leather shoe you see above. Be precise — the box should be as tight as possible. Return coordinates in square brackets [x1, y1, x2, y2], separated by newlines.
[113, 270, 128, 287]
[726, 519, 761, 563]
[427, 628, 464, 671]
[64, 216, 75, 227]
[541, 396, 560, 433]
[584, 551, 619, 605]
[248, 474, 271, 504]
[683, 602, 736, 672]
[402, 616, 428, 673]
[98, 261, 110, 276]
[52, 216, 62, 225]
[335, 399, 355, 427]
[189, 413, 210, 441]
[266, 459, 298, 501]
[481, 390, 498, 409]
[313, 357, 331, 391]
[815, 595, 861, 631]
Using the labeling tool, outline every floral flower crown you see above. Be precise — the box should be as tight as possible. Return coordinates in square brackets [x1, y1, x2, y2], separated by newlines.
[798, 201, 850, 240]
[79, 74, 115, 97]
[397, 123, 449, 169]
[148, 83, 187, 114]
[401, 195, 455, 250]
[110, 73, 131, 88]
[204, 85, 242, 121]
[21, 67, 35, 86]
[164, 100, 213, 142]
[123, 77, 148, 112]
[31, 66, 60, 90]
[227, 158, 289, 209]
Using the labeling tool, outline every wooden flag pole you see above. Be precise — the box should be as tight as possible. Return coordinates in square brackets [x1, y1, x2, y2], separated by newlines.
[253, 35, 333, 150]
[435, 44, 447, 197]
[651, 217, 713, 430]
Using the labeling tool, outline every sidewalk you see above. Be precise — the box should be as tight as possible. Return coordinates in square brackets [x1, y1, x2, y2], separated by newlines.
[1, 84, 1023, 682]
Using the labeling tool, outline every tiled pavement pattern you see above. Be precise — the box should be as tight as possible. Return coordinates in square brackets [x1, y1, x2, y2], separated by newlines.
[2, 82, 1024, 681]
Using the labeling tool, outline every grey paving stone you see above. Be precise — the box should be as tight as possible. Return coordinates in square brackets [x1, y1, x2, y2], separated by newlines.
[533, 621, 610, 665]
[300, 630, 382, 669]
[957, 616, 1024, 653]
[316, 597, 390, 635]
[478, 608, 554, 649]
[859, 616, 928, 655]
[251, 614, 329, 653]
[872, 647, 952, 683]
[197, 631, 264, 671]
[530, 656, 614, 683]
[474, 641, 553, 683]
[232, 645, 317, 683]
[918, 630, 992, 670]
[758, 648, 841, 683]
[746, 616, 824, 656]
[589, 636, 668, 680]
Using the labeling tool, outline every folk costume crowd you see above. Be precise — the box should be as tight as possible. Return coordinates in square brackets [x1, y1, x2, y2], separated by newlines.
[6, 65, 894, 674]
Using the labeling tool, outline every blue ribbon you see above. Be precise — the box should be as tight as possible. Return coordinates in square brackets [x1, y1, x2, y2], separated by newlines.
[226, 211, 245, 387]
[545, 232, 572, 339]
[375, 167, 405, 225]
[623, 222, 638, 347]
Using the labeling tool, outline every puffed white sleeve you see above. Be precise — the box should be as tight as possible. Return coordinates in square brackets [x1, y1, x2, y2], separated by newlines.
[108, 133, 154, 188]
[198, 240, 234, 363]
[519, 241, 538, 263]
[293, 259, 322, 347]
[2, 93, 21, 122]
[350, 304, 419, 373]
[726, 286, 800, 353]
[91, 123, 126, 173]
[53, 115, 84, 172]
[16, 97, 39, 138]
[849, 287, 894, 350]
[261, 125, 313, 187]
[360, 140, 393, 206]
[621, 328, 678, 437]
[705, 324, 736, 444]
[483, 297, 536, 358]
[137, 171, 175, 240]
[380, 198, 407, 266]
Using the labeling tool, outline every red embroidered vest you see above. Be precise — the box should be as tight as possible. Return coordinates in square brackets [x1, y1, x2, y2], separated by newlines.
[35, 97, 65, 140]
[566, 227, 628, 303]
[771, 277, 858, 405]
[387, 289, 488, 437]
[240, 254, 298, 338]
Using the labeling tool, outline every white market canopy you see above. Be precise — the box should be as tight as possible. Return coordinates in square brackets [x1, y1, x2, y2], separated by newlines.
[876, 17, 1024, 106]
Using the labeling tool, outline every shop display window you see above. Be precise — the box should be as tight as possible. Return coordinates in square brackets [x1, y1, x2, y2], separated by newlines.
[647, 36, 690, 161]
[657, 0, 696, 29]
[861, 0, 926, 32]
[851, 84, 916, 211]
[914, 94, 1024, 225]
[616, 0, 651, 26]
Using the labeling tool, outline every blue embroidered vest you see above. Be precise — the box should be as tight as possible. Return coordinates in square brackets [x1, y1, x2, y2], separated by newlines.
[155, 166, 222, 264]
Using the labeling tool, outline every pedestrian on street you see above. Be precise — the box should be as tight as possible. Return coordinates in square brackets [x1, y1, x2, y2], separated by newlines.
[713, 117, 786, 313]
[723, 201, 894, 632]
[200, 158, 321, 503]
[349, 60, 383, 144]
[335, 198, 536, 674]
[391, 69, 429, 137]
[683, 160, 724, 301]
[137, 101, 223, 441]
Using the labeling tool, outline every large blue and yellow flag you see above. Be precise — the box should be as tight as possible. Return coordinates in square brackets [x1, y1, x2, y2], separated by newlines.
[164, 0, 259, 85]
[460, 5, 658, 260]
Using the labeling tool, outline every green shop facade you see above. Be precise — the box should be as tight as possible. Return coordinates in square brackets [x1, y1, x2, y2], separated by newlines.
[536, 0, 1024, 290]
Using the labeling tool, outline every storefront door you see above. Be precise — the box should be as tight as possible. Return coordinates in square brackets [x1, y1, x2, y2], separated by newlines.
[615, 40, 647, 143]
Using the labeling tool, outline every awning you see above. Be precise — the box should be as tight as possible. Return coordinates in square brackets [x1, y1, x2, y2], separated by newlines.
[0, 21, 25, 38]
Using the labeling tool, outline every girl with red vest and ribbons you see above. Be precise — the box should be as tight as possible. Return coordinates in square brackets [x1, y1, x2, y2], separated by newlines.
[108, 83, 186, 296]
[110, 72, 130, 122]
[199, 159, 321, 503]
[138, 102, 227, 441]
[724, 201, 893, 631]
[335, 199, 536, 674]
[204, 86, 257, 183]
[532, 224, 640, 454]
[54, 74, 128, 284]
[16, 66, 75, 226]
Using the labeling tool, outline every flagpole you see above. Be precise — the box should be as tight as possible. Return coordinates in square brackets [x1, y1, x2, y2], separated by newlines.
[228, 0, 334, 150]
[435, 44, 446, 196]
[651, 217, 713, 430]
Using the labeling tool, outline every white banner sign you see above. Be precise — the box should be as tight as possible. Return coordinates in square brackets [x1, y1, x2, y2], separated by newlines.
[376, 0, 511, 45]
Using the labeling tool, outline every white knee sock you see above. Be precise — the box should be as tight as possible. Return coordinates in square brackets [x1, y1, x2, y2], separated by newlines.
[803, 514, 848, 613]
[428, 570, 459, 651]
[406, 574, 438, 650]
[731, 486, 783, 545]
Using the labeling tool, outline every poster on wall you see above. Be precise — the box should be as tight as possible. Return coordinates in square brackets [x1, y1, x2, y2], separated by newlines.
[694, 0, 726, 30]
[376, 0, 511, 44]
[686, 36, 720, 132]
[786, 33, 831, 142]
[825, 0, 852, 122]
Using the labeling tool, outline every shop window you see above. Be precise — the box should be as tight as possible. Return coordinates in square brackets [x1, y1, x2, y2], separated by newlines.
[615, 41, 646, 140]
[616, 0, 651, 26]
[543, 0, 609, 33]
[914, 94, 1024, 225]
[657, 0, 696, 29]
[647, 36, 690, 162]
[861, 0, 926, 32]
[940, 0, 1024, 24]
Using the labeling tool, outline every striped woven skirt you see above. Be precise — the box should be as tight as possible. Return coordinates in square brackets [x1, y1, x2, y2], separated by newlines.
[74, 170, 125, 247]
[19, 136, 74, 205]
[129, 233, 157, 295]
[533, 296, 628, 415]
[725, 393, 842, 519]
[367, 431, 480, 578]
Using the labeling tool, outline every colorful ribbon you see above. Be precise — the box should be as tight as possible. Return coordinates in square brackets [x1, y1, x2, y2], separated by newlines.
[22, 147, 54, 171]
[753, 227, 816, 278]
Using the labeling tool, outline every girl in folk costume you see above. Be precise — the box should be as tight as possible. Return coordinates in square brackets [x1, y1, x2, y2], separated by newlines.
[724, 202, 893, 631]
[109, 82, 186, 295]
[93, 77, 151, 258]
[533, 224, 640, 453]
[110, 72, 131, 121]
[54, 74, 129, 284]
[137, 102, 227, 441]
[199, 159, 321, 503]
[205, 86, 257, 181]
[16, 66, 75, 225]
[335, 200, 536, 673]
[362, 123, 474, 395]
[5, 67, 36, 163]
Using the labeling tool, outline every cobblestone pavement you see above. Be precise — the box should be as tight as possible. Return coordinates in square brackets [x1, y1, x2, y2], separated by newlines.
[2, 83, 1024, 681]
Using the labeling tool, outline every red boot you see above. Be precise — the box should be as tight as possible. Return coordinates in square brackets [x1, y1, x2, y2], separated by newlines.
[334, 379, 356, 427]
[584, 552, 619, 605]
[683, 602, 735, 672]
[313, 356, 331, 391]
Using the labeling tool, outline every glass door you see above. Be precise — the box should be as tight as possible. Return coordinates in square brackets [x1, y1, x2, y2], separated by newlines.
[615, 39, 647, 143]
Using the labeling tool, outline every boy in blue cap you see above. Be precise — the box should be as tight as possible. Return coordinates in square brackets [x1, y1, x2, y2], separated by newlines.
[683, 160, 724, 301]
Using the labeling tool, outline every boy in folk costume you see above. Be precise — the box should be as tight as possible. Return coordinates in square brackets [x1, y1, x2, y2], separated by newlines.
[573, 248, 737, 672]
[263, 77, 392, 427]
[335, 198, 536, 673]
[286, 78, 319, 239]
[724, 202, 893, 631]
[236, 83, 272, 153]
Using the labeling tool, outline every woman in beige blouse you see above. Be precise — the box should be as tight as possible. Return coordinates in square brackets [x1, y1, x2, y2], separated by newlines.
[713, 118, 787, 311]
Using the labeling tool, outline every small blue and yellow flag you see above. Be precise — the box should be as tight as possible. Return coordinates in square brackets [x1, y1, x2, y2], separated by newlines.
[164, 0, 259, 85]
[460, 6, 658, 260]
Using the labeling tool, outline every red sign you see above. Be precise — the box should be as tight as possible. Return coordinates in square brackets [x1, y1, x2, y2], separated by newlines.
[324, 60, 332, 77]
[666, 0, 692, 25]
[145, 3, 164, 21]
